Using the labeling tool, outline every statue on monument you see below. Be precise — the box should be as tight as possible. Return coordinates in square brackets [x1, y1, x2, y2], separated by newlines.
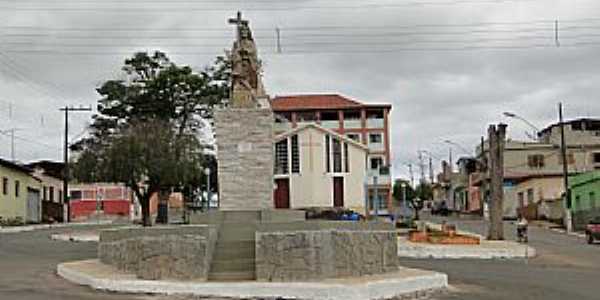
[228, 11, 269, 109]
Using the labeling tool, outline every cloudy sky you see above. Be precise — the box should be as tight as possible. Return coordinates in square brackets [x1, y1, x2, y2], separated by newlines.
[1, 0, 599, 180]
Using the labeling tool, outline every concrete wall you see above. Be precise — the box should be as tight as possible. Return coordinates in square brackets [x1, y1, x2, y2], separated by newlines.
[256, 229, 398, 282]
[98, 225, 218, 280]
[283, 126, 367, 212]
[215, 108, 274, 210]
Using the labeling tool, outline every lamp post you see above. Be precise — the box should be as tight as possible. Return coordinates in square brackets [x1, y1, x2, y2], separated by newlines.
[443, 139, 472, 155]
[503, 112, 541, 141]
[204, 167, 211, 210]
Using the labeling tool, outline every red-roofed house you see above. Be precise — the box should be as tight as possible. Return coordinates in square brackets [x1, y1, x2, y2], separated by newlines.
[271, 94, 393, 215]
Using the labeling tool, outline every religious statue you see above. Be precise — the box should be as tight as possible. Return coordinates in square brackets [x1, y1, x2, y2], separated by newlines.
[228, 12, 268, 109]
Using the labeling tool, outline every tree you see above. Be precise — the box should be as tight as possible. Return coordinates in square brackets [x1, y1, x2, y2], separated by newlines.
[393, 180, 433, 220]
[100, 121, 203, 226]
[71, 51, 229, 226]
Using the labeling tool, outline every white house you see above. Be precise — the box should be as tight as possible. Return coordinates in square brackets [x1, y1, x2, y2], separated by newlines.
[273, 124, 369, 213]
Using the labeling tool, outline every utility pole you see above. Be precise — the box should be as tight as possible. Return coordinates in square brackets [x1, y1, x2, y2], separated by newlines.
[488, 123, 507, 240]
[0, 128, 21, 162]
[418, 152, 425, 185]
[559, 103, 572, 232]
[408, 163, 415, 188]
[429, 156, 434, 184]
[60, 106, 92, 222]
[449, 147, 453, 173]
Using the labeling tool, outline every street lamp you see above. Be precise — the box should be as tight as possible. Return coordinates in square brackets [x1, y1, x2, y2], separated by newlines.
[204, 167, 211, 210]
[443, 139, 472, 155]
[503, 111, 541, 141]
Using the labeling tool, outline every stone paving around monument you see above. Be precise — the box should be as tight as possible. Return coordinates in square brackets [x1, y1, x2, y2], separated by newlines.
[57, 259, 448, 300]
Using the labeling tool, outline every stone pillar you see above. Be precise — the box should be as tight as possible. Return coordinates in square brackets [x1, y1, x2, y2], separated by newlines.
[215, 108, 275, 210]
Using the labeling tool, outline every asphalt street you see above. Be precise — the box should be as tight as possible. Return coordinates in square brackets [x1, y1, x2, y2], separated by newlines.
[0, 220, 598, 300]
[402, 215, 600, 300]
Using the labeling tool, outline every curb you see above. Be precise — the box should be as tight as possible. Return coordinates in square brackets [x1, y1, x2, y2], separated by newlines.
[57, 260, 448, 300]
[51, 233, 100, 243]
[0, 221, 113, 234]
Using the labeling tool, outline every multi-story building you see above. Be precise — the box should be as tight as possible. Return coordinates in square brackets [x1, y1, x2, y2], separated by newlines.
[271, 94, 393, 214]
[472, 118, 600, 220]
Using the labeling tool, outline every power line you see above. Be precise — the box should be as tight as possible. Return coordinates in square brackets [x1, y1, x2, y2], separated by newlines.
[0, 0, 539, 12]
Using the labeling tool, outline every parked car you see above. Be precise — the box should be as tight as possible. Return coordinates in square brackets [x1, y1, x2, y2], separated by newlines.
[586, 217, 600, 244]
[431, 201, 449, 216]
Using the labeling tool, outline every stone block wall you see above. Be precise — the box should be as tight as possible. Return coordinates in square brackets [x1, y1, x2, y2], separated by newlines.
[214, 108, 274, 210]
[98, 225, 217, 280]
[255, 229, 398, 282]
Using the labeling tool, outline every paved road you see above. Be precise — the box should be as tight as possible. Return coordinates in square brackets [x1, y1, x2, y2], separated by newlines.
[1, 221, 599, 300]
[0, 226, 149, 300]
[401, 215, 600, 300]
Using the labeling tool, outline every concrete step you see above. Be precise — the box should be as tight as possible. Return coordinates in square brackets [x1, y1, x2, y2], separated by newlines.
[210, 258, 255, 273]
[212, 243, 255, 260]
[207, 271, 256, 281]
[222, 211, 261, 223]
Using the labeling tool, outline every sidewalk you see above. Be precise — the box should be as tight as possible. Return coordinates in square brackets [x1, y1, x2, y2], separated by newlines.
[0, 220, 114, 234]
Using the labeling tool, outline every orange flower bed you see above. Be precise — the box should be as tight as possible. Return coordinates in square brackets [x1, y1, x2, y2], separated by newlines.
[408, 229, 480, 245]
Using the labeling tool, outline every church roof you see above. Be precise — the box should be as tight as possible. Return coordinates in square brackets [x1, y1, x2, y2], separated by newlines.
[270, 94, 391, 111]
[274, 123, 369, 151]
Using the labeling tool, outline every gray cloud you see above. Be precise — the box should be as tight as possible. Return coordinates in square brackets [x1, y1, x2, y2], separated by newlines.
[1, 0, 599, 181]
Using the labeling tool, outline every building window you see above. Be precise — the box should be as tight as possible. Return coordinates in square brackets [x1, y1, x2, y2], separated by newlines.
[344, 143, 349, 173]
[291, 135, 300, 174]
[344, 110, 361, 120]
[371, 157, 384, 170]
[559, 153, 576, 165]
[320, 111, 338, 121]
[518, 192, 525, 207]
[592, 153, 600, 164]
[70, 190, 82, 201]
[527, 188, 534, 204]
[346, 133, 360, 142]
[325, 135, 331, 173]
[2, 178, 7, 195]
[333, 138, 343, 173]
[369, 133, 383, 144]
[49, 186, 55, 202]
[15, 180, 20, 197]
[527, 154, 545, 169]
[58, 190, 63, 203]
[274, 139, 289, 175]
[366, 109, 384, 119]
[43, 186, 48, 201]
[297, 112, 316, 122]
[590, 192, 596, 210]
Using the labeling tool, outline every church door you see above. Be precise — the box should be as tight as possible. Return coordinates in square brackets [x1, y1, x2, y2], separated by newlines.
[274, 179, 290, 209]
[333, 177, 344, 207]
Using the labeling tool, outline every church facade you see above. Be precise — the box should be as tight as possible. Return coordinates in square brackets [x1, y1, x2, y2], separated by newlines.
[273, 124, 368, 213]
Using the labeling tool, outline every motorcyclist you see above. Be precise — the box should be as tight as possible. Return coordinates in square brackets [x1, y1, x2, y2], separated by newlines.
[517, 214, 529, 243]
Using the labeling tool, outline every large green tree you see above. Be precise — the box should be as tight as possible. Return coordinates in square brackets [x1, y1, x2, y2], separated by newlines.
[71, 51, 229, 226]
[393, 180, 432, 220]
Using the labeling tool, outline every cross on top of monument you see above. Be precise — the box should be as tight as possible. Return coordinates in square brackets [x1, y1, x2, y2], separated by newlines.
[228, 11, 248, 27]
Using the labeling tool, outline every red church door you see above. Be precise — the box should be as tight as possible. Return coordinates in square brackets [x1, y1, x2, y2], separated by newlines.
[333, 177, 344, 207]
[274, 179, 290, 209]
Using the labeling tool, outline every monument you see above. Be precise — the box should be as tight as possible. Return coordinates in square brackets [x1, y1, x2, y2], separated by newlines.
[214, 12, 274, 210]
[58, 13, 448, 299]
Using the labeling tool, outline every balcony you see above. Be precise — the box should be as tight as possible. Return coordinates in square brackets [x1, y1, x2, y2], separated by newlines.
[367, 118, 384, 129]
[368, 142, 385, 152]
[343, 119, 362, 129]
[320, 120, 340, 129]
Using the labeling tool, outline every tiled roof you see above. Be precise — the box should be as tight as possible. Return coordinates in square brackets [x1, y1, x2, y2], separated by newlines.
[271, 94, 389, 111]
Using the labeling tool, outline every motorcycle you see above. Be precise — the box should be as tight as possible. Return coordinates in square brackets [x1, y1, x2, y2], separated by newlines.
[517, 223, 528, 243]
